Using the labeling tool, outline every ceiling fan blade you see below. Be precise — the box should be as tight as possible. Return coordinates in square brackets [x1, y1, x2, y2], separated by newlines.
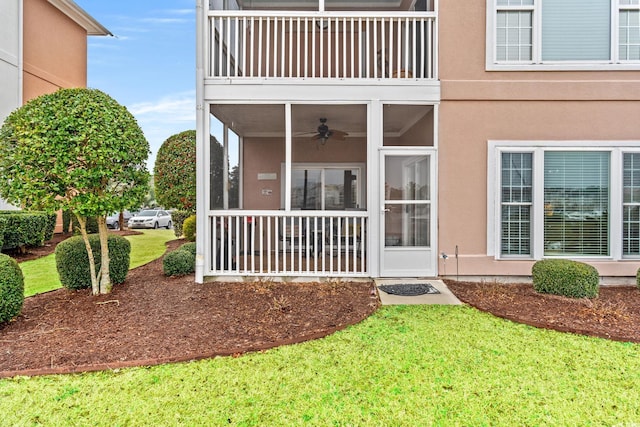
[295, 131, 319, 137]
[331, 130, 349, 140]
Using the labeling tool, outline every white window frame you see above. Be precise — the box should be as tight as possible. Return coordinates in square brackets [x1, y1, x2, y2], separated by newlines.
[280, 162, 366, 211]
[486, 0, 640, 70]
[488, 141, 640, 261]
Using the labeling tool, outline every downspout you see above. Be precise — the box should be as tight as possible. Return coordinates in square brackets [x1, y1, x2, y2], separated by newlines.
[195, 0, 206, 283]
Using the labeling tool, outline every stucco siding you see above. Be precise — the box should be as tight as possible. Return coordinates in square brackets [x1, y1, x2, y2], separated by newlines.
[22, 0, 87, 102]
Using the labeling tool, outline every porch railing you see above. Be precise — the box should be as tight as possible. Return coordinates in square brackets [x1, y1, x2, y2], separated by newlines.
[208, 211, 367, 277]
[207, 11, 437, 80]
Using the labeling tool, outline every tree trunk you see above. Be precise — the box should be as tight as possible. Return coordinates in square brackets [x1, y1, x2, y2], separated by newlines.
[76, 214, 100, 295]
[97, 216, 112, 294]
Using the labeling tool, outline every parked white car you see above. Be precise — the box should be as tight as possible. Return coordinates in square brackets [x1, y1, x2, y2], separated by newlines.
[106, 211, 134, 230]
[128, 209, 172, 229]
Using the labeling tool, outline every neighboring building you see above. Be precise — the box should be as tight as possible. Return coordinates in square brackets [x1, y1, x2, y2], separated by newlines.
[0, 0, 110, 218]
[195, 0, 640, 283]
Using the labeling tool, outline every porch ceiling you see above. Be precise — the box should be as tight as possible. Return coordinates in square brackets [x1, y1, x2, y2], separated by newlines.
[210, 104, 432, 138]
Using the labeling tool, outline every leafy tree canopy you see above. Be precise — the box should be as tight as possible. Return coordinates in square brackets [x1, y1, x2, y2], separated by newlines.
[154, 130, 197, 211]
[0, 88, 150, 215]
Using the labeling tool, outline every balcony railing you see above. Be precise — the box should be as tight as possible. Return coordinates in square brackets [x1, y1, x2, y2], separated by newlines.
[208, 211, 367, 277]
[207, 11, 437, 80]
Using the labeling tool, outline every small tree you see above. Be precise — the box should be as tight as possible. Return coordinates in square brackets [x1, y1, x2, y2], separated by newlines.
[154, 130, 197, 211]
[0, 88, 149, 295]
[154, 130, 223, 211]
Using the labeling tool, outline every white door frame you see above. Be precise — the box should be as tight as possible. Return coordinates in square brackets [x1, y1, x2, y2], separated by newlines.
[379, 147, 438, 277]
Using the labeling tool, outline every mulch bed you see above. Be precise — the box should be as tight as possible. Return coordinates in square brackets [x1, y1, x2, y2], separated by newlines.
[0, 240, 379, 378]
[445, 279, 640, 344]
[3, 233, 640, 378]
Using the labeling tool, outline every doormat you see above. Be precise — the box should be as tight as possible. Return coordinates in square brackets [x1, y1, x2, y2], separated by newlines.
[378, 283, 440, 296]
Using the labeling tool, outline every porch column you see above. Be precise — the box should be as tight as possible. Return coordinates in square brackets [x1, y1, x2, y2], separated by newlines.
[284, 103, 292, 211]
[368, 100, 382, 277]
[223, 124, 229, 209]
[195, 0, 206, 283]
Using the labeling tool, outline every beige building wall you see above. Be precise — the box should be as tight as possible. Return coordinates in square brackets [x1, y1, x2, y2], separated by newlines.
[438, 1, 640, 279]
[22, 0, 88, 102]
[243, 136, 367, 210]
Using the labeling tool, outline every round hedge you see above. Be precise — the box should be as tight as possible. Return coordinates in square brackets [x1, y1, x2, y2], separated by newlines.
[637, 267, 640, 290]
[180, 242, 197, 256]
[55, 234, 131, 290]
[0, 254, 24, 323]
[532, 259, 599, 298]
[183, 215, 196, 242]
[163, 249, 195, 277]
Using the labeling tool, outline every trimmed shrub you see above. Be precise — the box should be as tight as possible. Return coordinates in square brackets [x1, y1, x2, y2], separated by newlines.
[71, 215, 99, 234]
[637, 267, 640, 290]
[44, 213, 56, 241]
[62, 210, 72, 234]
[0, 217, 6, 249]
[0, 254, 24, 323]
[55, 234, 131, 290]
[171, 209, 192, 238]
[183, 215, 196, 242]
[180, 242, 197, 256]
[532, 259, 599, 298]
[163, 249, 195, 276]
[0, 211, 49, 249]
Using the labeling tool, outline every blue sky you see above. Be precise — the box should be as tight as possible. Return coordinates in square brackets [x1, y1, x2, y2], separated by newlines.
[75, 0, 196, 169]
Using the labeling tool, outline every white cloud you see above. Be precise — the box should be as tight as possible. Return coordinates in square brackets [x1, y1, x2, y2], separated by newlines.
[164, 9, 194, 15]
[128, 92, 196, 169]
[141, 17, 189, 24]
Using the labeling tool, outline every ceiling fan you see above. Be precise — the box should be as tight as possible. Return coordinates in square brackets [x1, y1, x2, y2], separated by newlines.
[304, 118, 349, 145]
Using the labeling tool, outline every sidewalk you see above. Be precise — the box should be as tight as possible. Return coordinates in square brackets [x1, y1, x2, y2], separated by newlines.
[375, 279, 462, 305]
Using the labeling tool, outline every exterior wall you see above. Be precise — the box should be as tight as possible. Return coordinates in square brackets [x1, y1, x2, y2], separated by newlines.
[22, 0, 88, 102]
[0, 0, 21, 124]
[438, 1, 640, 279]
[242, 136, 367, 210]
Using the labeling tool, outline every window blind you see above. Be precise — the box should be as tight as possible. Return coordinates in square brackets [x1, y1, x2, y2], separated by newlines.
[501, 153, 532, 256]
[543, 151, 610, 256]
[541, 0, 611, 61]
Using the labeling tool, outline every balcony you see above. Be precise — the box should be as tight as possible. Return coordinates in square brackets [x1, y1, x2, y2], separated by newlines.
[206, 11, 437, 81]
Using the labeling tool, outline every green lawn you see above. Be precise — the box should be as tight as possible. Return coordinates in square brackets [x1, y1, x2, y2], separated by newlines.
[1, 305, 639, 426]
[20, 229, 175, 297]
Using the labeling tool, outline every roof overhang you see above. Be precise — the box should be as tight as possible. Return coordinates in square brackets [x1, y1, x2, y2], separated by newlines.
[47, 0, 112, 36]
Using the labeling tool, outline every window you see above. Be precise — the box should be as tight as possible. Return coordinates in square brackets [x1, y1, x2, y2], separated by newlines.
[620, 2, 640, 60]
[489, 0, 640, 68]
[501, 152, 532, 255]
[624, 153, 640, 254]
[290, 166, 361, 210]
[543, 152, 610, 256]
[491, 142, 640, 260]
